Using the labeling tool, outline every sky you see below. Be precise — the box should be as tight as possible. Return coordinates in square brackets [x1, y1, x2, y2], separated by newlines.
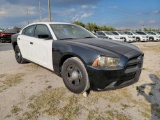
[0, 0, 160, 30]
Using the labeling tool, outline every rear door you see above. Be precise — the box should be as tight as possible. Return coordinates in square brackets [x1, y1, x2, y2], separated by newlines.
[30, 24, 53, 71]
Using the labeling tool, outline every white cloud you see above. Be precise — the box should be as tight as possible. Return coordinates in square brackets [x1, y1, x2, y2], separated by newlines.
[138, 21, 144, 25]
[81, 13, 93, 18]
[72, 14, 80, 21]
[91, 6, 97, 9]
[137, 13, 142, 15]
[108, 6, 118, 9]
[0, 8, 7, 15]
[0, 3, 37, 17]
[53, 8, 76, 15]
[82, 5, 97, 9]
[153, 10, 160, 14]
[148, 20, 156, 23]
[82, 5, 89, 9]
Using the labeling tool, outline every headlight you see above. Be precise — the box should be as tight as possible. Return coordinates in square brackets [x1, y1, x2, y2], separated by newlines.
[92, 56, 120, 68]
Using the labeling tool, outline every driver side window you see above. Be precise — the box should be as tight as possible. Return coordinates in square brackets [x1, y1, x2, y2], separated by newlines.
[34, 24, 51, 38]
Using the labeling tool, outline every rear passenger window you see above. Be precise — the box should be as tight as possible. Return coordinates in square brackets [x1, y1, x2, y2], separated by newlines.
[23, 25, 35, 36]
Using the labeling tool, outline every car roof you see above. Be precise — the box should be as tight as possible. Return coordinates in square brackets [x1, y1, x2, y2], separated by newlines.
[23, 22, 72, 28]
[28, 22, 71, 26]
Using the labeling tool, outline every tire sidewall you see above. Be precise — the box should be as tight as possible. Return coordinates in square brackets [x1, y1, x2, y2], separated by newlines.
[15, 45, 23, 63]
[62, 57, 90, 94]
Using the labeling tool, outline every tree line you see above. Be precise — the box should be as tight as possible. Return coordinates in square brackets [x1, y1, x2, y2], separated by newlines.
[73, 21, 116, 31]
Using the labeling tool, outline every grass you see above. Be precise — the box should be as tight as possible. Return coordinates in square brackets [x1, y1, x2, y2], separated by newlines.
[3, 73, 24, 87]
[21, 87, 84, 120]
[11, 86, 150, 120]
[141, 44, 160, 52]
[0, 73, 24, 92]
[11, 105, 22, 115]
[152, 104, 160, 119]
[18, 87, 136, 120]
[0, 73, 6, 78]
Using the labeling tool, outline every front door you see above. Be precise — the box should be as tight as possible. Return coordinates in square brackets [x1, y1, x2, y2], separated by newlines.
[30, 24, 53, 71]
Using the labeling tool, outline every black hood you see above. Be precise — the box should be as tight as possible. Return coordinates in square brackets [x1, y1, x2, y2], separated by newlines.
[63, 38, 141, 55]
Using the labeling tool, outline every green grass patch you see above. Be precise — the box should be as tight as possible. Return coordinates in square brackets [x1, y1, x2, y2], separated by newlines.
[3, 73, 24, 87]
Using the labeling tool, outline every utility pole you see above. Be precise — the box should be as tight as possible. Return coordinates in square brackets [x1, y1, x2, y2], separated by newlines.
[26, 9, 29, 24]
[142, 25, 144, 31]
[48, 0, 51, 22]
[39, 0, 42, 22]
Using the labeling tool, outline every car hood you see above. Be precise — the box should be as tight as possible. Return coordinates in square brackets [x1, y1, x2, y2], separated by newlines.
[64, 38, 142, 55]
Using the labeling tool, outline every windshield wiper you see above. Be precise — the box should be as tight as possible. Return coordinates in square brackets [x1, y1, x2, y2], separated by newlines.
[59, 38, 74, 40]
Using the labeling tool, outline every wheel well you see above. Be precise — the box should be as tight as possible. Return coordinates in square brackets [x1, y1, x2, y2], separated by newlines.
[59, 55, 74, 72]
[13, 42, 17, 50]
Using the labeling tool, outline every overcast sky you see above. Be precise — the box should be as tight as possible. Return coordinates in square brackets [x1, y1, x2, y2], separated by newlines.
[0, 0, 160, 29]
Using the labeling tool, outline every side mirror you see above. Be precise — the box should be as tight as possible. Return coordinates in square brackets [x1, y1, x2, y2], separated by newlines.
[38, 34, 52, 39]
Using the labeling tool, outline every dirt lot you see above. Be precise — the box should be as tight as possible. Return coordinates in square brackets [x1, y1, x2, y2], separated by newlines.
[0, 42, 160, 120]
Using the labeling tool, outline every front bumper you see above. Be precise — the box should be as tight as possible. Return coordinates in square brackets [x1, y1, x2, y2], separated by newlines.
[141, 38, 149, 42]
[87, 55, 143, 90]
[127, 38, 136, 42]
[0, 37, 11, 43]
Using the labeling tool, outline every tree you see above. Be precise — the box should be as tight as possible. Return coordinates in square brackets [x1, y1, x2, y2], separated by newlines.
[13, 26, 21, 31]
[73, 21, 85, 28]
[86, 22, 98, 31]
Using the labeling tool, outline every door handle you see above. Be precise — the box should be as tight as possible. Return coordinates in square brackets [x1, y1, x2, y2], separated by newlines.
[18, 38, 20, 40]
[30, 42, 33, 45]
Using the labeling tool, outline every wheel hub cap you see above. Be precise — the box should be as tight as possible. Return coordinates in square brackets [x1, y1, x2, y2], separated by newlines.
[71, 71, 79, 80]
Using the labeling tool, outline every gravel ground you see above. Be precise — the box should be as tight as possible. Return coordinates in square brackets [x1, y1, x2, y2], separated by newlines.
[0, 42, 160, 120]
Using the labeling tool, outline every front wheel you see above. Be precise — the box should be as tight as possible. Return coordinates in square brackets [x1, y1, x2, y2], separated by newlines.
[61, 57, 90, 94]
[14, 45, 27, 64]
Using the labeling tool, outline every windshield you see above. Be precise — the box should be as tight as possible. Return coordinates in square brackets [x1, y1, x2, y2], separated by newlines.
[136, 32, 146, 35]
[124, 32, 133, 35]
[156, 32, 160, 35]
[104, 32, 113, 35]
[50, 24, 95, 40]
[147, 32, 156, 35]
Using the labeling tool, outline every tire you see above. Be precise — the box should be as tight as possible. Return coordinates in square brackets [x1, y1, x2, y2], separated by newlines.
[14, 45, 26, 64]
[2, 40, 6, 43]
[136, 38, 140, 42]
[61, 57, 90, 94]
[149, 37, 154, 41]
[124, 38, 127, 42]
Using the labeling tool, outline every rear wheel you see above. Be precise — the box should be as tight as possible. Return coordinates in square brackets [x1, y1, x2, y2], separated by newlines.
[61, 57, 90, 94]
[14, 45, 27, 64]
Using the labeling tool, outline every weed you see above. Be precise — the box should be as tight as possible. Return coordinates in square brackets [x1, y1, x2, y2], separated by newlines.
[3, 73, 24, 87]
[11, 105, 22, 115]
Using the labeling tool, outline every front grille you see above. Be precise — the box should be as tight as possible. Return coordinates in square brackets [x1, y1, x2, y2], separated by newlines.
[126, 55, 143, 70]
